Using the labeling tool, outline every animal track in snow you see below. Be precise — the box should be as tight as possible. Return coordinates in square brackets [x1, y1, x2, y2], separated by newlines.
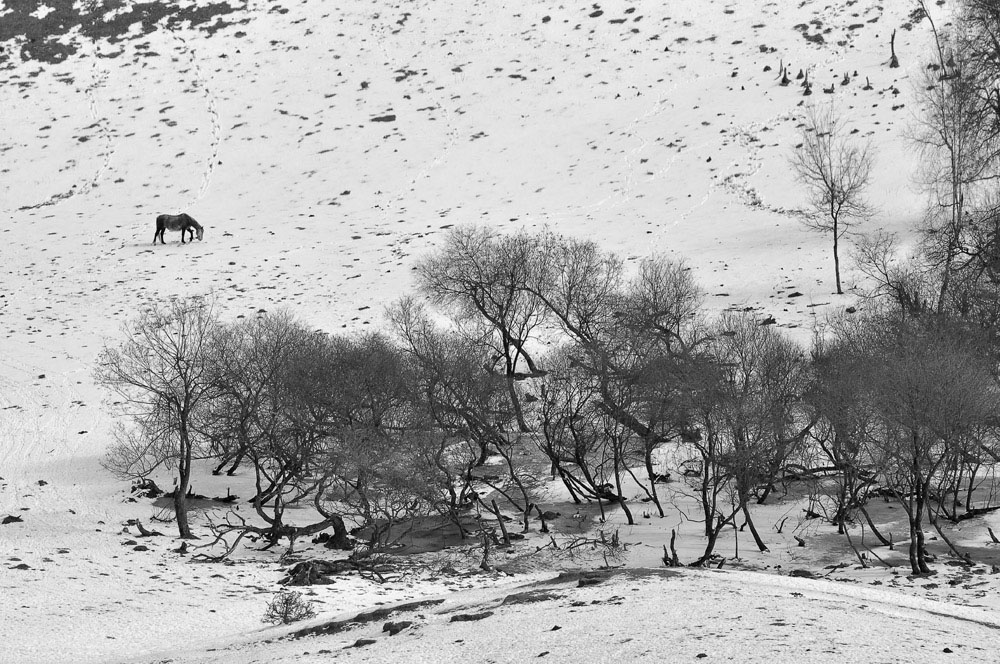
[168, 31, 223, 205]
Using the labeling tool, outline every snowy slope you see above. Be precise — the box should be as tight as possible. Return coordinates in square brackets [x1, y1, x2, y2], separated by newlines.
[123, 568, 1000, 664]
[0, 0, 977, 662]
[1, 0, 929, 471]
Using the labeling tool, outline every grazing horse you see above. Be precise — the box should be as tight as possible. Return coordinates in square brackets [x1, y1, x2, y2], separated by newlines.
[153, 213, 204, 245]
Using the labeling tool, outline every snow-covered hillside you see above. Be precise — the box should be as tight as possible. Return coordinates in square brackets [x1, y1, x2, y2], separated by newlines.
[2, 0, 986, 662]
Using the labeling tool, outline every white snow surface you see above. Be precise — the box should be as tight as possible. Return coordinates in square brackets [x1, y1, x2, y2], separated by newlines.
[3, 0, 999, 662]
[129, 568, 1000, 664]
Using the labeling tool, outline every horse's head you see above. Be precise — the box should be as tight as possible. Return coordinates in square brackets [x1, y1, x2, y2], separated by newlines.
[196, 225, 204, 241]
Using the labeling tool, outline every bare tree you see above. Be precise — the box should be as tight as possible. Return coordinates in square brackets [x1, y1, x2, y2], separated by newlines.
[311, 331, 432, 548]
[708, 311, 811, 551]
[829, 309, 1000, 573]
[614, 257, 711, 516]
[200, 311, 303, 477]
[854, 230, 937, 316]
[388, 298, 511, 530]
[415, 226, 548, 431]
[200, 328, 421, 558]
[96, 296, 219, 539]
[809, 323, 892, 545]
[535, 346, 610, 505]
[911, 1, 1000, 310]
[790, 104, 874, 294]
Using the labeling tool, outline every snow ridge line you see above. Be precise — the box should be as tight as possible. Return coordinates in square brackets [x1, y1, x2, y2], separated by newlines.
[708, 567, 1000, 630]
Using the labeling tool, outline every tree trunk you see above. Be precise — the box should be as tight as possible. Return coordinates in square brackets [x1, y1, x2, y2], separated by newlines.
[226, 445, 248, 475]
[756, 481, 777, 505]
[176, 426, 195, 539]
[859, 505, 892, 546]
[327, 515, 352, 549]
[212, 454, 232, 476]
[835, 482, 849, 534]
[644, 447, 665, 517]
[692, 510, 737, 566]
[617, 494, 633, 525]
[505, 373, 530, 433]
[613, 451, 634, 525]
[741, 499, 769, 552]
[938, 175, 964, 312]
[491, 499, 510, 545]
[965, 463, 980, 512]
[556, 467, 585, 504]
[833, 220, 843, 295]
[693, 523, 723, 567]
[699, 455, 715, 537]
[907, 497, 920, 574]
[908, 489, 932, 574]
[174, 490, 193, 539]
[475, 441, 491, 467]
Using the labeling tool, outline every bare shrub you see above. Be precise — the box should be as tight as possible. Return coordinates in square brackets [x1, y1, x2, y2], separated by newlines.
[262, 590, 317, 625]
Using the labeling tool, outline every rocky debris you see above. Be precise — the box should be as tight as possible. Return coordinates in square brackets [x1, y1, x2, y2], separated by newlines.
[789, 569, 820, 579]
[383, 621, 412, 636]
[130, 478, 163, 499]
[450, 611, 493, 622]
[502, 590, 563, 606]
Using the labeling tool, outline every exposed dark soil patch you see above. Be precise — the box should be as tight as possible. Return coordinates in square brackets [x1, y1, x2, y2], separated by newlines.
[289, 598, 444, 639]
[450, 611, 494, 622]
[0, 0, 244, 65]
[501, 589, 565, 606]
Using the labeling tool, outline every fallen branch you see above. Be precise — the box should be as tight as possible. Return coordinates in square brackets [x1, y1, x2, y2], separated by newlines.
[132, 520, 164, 537]
[865, 546, 893, 569]
[954, 505, 1000, 522]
